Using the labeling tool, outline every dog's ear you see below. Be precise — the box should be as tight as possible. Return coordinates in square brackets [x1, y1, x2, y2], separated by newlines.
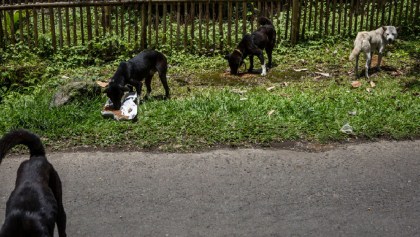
[382, 26, 387, 32]
[395, 26, 399, 32]
[224, 54, 230, 60]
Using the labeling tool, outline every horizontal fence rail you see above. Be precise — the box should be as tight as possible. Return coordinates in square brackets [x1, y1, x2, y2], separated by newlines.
[0, 0, 418, 53]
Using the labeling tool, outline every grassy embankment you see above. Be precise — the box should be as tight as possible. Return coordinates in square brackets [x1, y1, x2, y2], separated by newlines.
[0, 36, 419, 151]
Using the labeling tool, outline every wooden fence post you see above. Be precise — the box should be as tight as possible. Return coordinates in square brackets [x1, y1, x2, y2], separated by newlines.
[0, 0, 415, 52]
[291, 0, 300, 45]
[48, 0, 56, 51]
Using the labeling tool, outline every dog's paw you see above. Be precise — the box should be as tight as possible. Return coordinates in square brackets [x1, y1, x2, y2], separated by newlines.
[261, 65, 267, 76]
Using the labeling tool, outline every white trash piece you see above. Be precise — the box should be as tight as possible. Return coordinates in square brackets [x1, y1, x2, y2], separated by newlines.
[340, 123, 354, 135]
[101, 92, 138, 121]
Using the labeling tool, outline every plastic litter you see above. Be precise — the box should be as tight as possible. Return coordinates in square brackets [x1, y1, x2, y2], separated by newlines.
[340, 123, 354, 135]
[101, 92, 138, 121]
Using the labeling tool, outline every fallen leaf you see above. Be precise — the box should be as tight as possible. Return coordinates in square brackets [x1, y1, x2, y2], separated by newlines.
[61, 75, 69, 79]
[96, 81, 109, 88]
[240, 97, 248, 101]
[370, 81, 376, 87]
[366, 88, 372, 92]
[315, 72, 330, 77]
[351, 81, 362, 88]
[231, 89, 247, 95]
[266, 86, 276, 91]
[293, 68, 308, 72]
[282, 82, 289, 87]
[268, 110, 275, 116]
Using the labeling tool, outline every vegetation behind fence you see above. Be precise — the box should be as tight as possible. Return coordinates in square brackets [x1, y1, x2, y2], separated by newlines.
[0, 0, 419, 53]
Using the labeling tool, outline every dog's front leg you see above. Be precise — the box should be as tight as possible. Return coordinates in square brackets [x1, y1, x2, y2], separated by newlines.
[132, 81, 143, 105]
[377, 46, 384, 71]
[365, 52, 372, 78]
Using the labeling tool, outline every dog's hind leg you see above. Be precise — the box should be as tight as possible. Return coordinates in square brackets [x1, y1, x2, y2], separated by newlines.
[145, 75, 153, 100]
[157, 65, 170, 99]
[377, 46, 384, 71]
[355, 54, 359, 78]
[248, 56, 254, 73]
[49, 168, 67, 237]
[365, 52, 372, 78]
[160, 74, 170, 99]
[266, 48, 273, 68]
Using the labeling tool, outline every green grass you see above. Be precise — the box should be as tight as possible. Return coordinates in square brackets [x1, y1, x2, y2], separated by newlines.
[0, 36, 419, 151]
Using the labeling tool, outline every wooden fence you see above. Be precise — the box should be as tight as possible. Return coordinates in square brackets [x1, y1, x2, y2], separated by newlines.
[0, 0, 418, 52]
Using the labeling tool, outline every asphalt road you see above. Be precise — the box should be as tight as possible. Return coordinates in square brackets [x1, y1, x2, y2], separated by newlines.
[1, 140, 419, 237]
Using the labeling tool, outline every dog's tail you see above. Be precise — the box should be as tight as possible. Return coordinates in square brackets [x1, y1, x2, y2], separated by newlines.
[0, 129, 45, 164]
[349, 40, 363, 61]
[258, 17, 273, 26]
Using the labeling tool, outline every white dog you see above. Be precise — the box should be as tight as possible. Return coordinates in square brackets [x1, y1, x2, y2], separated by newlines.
[349, 26, 398, 78]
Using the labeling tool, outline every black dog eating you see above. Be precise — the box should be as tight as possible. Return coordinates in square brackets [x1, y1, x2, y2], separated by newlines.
[105, 49, 170, 109]
[225, 17, 276, 76]
[0, 129, 67, 237]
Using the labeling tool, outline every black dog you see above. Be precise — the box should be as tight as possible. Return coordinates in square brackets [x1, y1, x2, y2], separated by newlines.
[105, 49, 170, 109]
[0, 130, 67, 237]
[225, 17, 276, 76]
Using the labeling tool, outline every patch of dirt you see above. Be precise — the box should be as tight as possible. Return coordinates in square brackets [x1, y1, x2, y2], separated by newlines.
[220, 72, 257, 79]
[268, 69, 307, 82]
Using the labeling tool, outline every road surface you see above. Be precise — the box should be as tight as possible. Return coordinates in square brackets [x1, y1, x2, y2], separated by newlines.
[1, 140, 419, 236]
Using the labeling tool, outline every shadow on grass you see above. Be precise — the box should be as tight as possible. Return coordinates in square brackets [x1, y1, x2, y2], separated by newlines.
[140, 95, 168, 103]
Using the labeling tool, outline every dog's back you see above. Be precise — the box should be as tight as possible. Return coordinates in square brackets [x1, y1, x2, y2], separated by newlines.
[0, 130, 67, 237]
[252, 17, 276, 50]
[127, 49, 167, 76]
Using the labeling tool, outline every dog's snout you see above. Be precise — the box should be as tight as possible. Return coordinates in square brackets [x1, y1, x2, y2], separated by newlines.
[114, 104, 122, 110]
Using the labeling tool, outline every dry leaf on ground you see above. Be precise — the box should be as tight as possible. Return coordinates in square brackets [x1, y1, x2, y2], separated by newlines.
[266, 86, 276, 91]
[96, 81, 109, 88]
[231, 89, 247, 95]
[370, 81, 376, 87]
[351, 81, 362, 88]
[315, 72, 330, 77]
[293, 68, 308, 72]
